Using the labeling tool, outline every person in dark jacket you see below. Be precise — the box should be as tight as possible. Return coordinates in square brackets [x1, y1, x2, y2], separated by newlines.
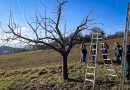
[80, 43, 87, 63]
[125, 40, 130, 80]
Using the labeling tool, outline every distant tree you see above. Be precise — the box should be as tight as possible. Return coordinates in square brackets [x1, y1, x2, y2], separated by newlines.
[2, 0, 93, 80]
[107, 31, 124, 39]
[84, 34, 91, 43]
[115, 31, 124, 38]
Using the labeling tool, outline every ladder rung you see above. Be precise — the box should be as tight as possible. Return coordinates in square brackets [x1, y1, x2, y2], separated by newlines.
[91, 43, 103, 45]
[86, 73, 94, 75]
[88, 61, 96, 63]
[108, 74, 117, 77]
[102, 54, 108, 55]
[92, 32, 99, 34]
[107, 69, 115, 71]
[104, 64, 109, 65]
[91, 43, 97, 45]
[87, 66, 95, 69]
[93, 38, 102, 39]
[85, 79, 94, 82]
[105, 63, 113, 65]
[104, 59, 111, 61]
[92, 55, 96, 56]
[100, 42, 104, 44]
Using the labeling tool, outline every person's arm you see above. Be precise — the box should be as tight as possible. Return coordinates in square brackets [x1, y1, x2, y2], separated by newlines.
[113, 45, 115, 50]
[106, 44, 109, 49]
[80, 45, 83, 51]
[113, 45, 117, 55]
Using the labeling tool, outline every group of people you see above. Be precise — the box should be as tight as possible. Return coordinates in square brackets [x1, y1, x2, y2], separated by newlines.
[80, 42, 123, 64]
[80, 41, 130, 80]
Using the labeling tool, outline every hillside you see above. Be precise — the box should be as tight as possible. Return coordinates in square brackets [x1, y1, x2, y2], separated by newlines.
[0, 46, 27, 54]
[0, 38, 130, 90]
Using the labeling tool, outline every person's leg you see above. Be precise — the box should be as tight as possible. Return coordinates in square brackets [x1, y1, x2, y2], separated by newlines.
[86, 55, 87, 62]
[116, 54, 120, 64]
[103, 55, 106, 63]
[81, 53, 83, 63]
[83, 54, 86, 63]
[105, 55, 108, 63]
[119, 54, 122, 64]
[92, 55, 95, 62]
[120, 54, 123, 64]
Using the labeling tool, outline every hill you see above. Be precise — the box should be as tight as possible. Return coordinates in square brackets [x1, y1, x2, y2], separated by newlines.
[0, 46, 27, 54]
[0, 37, 129, 90]
[0, 46, 14, 54]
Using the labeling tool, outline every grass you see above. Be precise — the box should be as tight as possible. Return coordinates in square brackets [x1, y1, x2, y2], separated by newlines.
[0, 37, 130, 90]
[0, 63, 129, 90]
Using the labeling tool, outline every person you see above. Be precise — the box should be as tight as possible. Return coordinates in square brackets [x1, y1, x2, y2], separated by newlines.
[113, 42, 123, 64]
[125, 40, 130, 80]
[101, 42, 109, 63]
[91, 44, 96, 62]
[113, 42, 118, 57]
[80, 43, 87, 63]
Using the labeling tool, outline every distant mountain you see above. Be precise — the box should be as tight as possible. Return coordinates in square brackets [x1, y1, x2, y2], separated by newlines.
[0, 46, 28, 54]
[0, 46, 13, 54]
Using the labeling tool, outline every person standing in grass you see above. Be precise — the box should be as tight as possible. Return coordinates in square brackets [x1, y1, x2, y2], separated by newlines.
[101, 42, 109, 63]
[113, 42, 118, 57]
[113, 42, 123, 64]
[91, 44, 96, 62]
[125, 40, 130, 80]
[80, 43, 87, 63]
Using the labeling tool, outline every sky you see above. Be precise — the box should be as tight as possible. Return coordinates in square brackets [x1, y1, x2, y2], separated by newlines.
[0, 0, 130, 46]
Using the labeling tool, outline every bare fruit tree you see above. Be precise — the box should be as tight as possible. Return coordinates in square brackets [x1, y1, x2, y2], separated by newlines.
[2, 0, 93, 80]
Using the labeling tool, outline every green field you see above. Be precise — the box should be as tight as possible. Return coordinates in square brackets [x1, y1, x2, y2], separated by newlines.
[0, 38, 130, 90]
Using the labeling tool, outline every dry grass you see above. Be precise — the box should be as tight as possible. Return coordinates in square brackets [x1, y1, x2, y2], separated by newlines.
[0, 37, 130, 90]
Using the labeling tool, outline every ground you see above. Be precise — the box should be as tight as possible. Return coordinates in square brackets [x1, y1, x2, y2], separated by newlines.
[0, 38, 130, 90]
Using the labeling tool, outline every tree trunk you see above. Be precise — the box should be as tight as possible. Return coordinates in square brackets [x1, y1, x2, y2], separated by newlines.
[62, 55, 68, 80]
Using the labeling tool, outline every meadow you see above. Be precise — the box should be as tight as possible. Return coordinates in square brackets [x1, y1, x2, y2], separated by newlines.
[0, 37, 130, 90]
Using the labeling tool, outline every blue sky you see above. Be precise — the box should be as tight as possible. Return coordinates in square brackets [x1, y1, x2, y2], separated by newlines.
[0, 0, 129, 35]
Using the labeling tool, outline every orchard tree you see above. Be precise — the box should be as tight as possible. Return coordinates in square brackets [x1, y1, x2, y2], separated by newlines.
[3, 0, 93, 80]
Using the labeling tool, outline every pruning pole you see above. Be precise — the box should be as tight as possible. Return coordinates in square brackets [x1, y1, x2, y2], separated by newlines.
[120, 2, 130, 90]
